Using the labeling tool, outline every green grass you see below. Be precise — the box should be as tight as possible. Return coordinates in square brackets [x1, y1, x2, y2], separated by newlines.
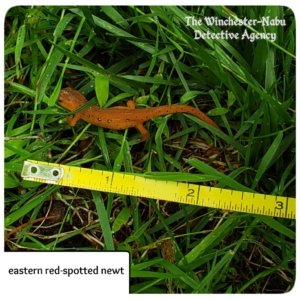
[4, 6, 295, 293]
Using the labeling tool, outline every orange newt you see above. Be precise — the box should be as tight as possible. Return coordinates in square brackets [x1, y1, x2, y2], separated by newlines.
[58, 87, 222, 142]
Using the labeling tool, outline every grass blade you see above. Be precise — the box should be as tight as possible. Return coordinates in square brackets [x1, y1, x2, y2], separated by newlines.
[91, 190, 114, 250]
[251, 131, 283, 189]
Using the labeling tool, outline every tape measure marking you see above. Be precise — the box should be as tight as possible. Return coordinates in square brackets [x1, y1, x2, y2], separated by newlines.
[21, 160, 296, 219]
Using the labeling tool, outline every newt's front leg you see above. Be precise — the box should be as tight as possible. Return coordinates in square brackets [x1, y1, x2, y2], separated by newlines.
[126, 100, 136, 109]
[111, 100, 135, 110]
[66, 113, 82, 127]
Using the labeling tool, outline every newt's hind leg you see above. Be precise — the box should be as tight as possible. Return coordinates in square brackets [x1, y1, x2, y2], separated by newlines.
[135, 123, 150, 142]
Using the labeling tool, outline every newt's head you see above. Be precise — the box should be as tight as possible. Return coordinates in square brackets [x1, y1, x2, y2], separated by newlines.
[58, 87, 88, 111]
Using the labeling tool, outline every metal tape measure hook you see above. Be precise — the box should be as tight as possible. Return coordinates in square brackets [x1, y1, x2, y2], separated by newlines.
[21, 161, 64, 181]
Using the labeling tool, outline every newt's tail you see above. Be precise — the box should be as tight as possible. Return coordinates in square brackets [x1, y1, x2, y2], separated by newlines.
[180, 106, 222, 132]
[148, 105, 222, 132]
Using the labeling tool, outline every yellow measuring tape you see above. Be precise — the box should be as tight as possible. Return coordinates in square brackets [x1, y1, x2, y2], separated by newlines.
[21, 160, 296, 219]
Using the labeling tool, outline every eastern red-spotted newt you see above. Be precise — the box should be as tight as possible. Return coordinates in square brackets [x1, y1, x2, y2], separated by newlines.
[58, 87, 222, 142]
